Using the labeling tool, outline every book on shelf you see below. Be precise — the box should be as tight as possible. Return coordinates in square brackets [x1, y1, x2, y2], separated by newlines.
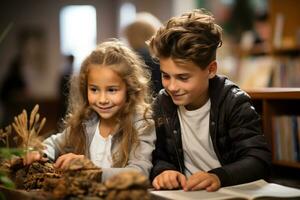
[273, 13, 284, 49]
[238, 56, 273, 89]
[273, 115, 300, 162]
[272, 57, 300, 87]
[150, 179, 300, 200]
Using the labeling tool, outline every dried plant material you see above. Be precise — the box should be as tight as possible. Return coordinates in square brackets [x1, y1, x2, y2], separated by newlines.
[29, 105, 39, 131]
[45, 161, 150, 200]
[23, 171, 62, 190]
[43, 178, 66, 197]
[0, 125, 12, 147]
[7, 157, 62, 190]
[65, 157, 99, 171]
[27, 160, 61, 174]
[43, 158, 104, 199]
[11, 104, 46, 152]
[7, 156, 24, 171]
[7, 157, 150, 199]
[64, 158, 102, 182]
[105, 171, 149, 190]
[104, 171, 150, 200]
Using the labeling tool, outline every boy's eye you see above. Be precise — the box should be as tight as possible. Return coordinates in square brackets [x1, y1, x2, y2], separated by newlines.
[161, 73, 170, 79]
[178, 76, 189, 81]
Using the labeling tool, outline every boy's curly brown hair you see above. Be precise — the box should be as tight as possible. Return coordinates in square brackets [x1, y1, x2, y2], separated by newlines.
[149, 9, 223, 69]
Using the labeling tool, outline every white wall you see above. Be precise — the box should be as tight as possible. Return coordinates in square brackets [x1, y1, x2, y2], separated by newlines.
[172, 0, 197, 17]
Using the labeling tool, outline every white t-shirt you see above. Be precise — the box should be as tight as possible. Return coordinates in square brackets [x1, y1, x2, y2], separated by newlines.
[89, 121, 113, 168]
[177, 99, 221, 177]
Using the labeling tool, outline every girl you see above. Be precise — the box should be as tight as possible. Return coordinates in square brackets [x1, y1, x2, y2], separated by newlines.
[25, 39, 156, 181]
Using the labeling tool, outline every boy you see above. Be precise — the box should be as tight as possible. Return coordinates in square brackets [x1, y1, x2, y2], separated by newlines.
[149, 9, 271, 192]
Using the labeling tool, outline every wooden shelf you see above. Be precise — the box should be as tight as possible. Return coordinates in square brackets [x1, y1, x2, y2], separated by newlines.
[246, 88, 300, 169]
[273, 160, 300, 169]
[246, 88, 300, 99]
[272, 48, 300, 56]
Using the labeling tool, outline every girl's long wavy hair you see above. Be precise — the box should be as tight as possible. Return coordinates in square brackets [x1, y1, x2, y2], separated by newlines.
[62, 39, 153, 167]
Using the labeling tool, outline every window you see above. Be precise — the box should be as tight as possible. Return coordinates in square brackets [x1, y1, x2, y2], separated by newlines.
[60, 5, 97, 72]
[119, 2, 136, 35]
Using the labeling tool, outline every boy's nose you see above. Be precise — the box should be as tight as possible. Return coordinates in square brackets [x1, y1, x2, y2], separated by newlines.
[167, 79, 178, 92]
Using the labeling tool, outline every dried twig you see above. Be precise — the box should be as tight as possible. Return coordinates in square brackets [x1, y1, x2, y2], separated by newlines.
[11, 104, 46, 152]
[0, 125, 12, 148]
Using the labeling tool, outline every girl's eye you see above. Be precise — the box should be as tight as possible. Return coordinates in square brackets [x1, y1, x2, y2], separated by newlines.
[108, 88, 118, 93]
[89, 87, 98, 93]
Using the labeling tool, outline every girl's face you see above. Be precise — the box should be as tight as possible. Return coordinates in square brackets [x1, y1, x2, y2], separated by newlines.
[87, 64, 127, 121]
[160, 57, 216, 110]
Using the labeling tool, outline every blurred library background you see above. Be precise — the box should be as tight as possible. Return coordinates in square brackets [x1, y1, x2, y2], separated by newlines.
[1, 0, 300, 188]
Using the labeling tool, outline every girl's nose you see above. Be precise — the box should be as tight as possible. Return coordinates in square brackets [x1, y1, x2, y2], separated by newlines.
[98, 93, 109, 104]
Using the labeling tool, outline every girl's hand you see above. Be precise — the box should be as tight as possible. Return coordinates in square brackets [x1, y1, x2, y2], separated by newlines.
[54, 153, 84, 169]
[23, 151, 42, 165]
[152, 170, 187, 190]
[184, 171, 221, 192]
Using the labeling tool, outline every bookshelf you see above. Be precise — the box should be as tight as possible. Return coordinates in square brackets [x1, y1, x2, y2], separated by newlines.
[246, 88, 300, 168]
[237, 1, 300, 187]
[247, 1, 300, 168]
[269, 0, 300, 87]
[238, 0, 300, 89]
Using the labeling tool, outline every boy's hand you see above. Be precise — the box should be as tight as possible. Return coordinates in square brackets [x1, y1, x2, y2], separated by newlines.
[23, 151, 45, 165]
[152, 170, 187, 190]
[54, 153, 84, 169]
[184, 171, 220, 192]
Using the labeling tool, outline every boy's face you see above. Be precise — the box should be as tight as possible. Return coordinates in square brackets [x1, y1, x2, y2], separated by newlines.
[160, 58, 216, 110]
[87, 64, 127, 121]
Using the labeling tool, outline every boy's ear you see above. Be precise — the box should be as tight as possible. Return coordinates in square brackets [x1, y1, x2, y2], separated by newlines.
[208, 61, 217, 79]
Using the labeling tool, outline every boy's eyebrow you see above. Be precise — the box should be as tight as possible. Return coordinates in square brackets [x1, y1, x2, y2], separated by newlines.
[160, 69, 167, 74]
[160, 69, 190, 76]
